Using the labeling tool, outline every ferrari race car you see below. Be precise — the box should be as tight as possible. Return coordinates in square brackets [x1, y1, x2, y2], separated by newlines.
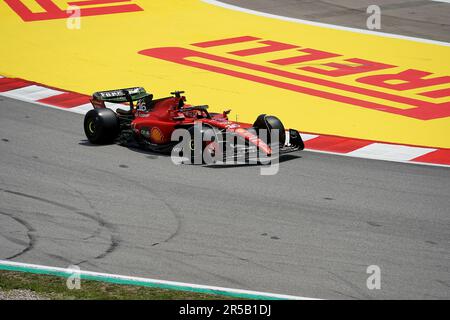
[83, 87, 304, 164]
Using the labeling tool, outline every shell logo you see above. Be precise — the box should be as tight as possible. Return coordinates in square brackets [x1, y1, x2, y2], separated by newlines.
[150, 127, 165, 143]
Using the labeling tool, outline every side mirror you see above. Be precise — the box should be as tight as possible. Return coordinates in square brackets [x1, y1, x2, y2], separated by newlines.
[223, 109, 231, 116]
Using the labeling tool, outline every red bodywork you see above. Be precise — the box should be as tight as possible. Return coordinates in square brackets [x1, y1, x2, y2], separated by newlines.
[92, 95, 272, 155]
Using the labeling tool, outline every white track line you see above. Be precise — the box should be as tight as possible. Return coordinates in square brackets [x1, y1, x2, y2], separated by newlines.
[346, 143, 436, 161]
[201, 0, 450, 47]
[300, 134, 319, 142]
[1, 85, 63, 101]
[431, 0, 450, 4]
[69, 103, 95, 114]
[0, 260, 318, 300]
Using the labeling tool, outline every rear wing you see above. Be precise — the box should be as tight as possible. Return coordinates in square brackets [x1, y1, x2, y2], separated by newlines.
[90, 87, 151, 109]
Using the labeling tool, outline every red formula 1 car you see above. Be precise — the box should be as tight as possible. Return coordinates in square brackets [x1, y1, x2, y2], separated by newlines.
[83, 87, 304, 163]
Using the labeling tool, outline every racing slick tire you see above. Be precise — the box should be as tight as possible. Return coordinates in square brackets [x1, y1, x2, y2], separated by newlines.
[253, 114, 286, 146]
[84, 108, 120, 144]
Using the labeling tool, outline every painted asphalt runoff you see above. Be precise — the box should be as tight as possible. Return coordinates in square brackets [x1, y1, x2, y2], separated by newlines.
[0, 97, 449, 300]
[218, 0, 450, 43]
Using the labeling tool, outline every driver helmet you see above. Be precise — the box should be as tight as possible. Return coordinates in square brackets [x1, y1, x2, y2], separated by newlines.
[184, 109, 202, 118]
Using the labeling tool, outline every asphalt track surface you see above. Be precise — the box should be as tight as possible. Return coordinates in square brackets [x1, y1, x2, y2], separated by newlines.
[1, 0, 450, 300]
[1, 97, 449, 299]
[220, 0, 450, 43]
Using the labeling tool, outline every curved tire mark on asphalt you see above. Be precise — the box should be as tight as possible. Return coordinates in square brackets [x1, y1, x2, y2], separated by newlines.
[0, 187, 120, 263]
[65, 184, 122, 262]
[0, 211, 36, 260]
[328, 270, 372, 300]
[92, 167, 183, 245]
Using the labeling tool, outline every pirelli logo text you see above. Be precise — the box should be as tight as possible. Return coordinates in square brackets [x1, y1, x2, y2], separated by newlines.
[139, 36, 450, 120]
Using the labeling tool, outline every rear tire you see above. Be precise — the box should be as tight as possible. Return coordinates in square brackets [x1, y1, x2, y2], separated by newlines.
[84, 108, 119, 144]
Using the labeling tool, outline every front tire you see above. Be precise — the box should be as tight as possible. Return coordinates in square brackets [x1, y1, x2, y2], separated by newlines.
[84, 108, 119, 144]
[253, 114, 286, 146]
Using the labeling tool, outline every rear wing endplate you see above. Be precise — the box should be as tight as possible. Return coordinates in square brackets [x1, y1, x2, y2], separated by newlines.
[92, 87, 149, 103]
[90, 87, 151, 109]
